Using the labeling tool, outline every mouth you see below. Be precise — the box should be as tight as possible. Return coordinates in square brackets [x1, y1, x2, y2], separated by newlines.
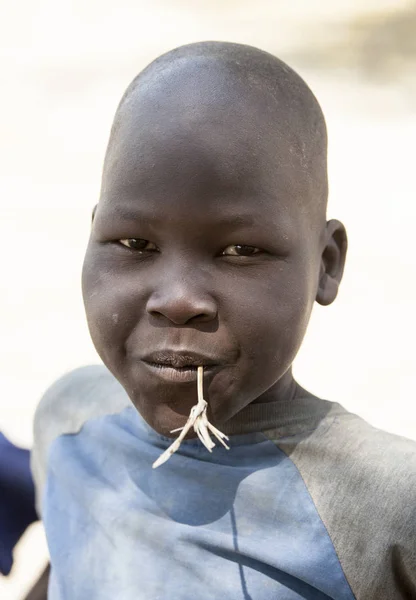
[141, 350, 221, 383]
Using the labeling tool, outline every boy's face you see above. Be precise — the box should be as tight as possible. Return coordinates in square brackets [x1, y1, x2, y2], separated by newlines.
[82, 74, 338, 436]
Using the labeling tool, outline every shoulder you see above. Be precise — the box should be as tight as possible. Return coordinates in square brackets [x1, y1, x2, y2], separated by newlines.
[324, 408, 416, 494]
[274, 404, 416, 598]
[277, 403, 416, 495]
[31, 365, 130, 515]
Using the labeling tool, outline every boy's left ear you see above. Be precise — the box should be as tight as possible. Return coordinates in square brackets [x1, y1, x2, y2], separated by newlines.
[316, 219, 348, 306]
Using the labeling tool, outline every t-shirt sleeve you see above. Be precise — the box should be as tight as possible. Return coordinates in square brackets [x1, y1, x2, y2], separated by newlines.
[31, 365, 130, 516]
[268, 408, 416, 599]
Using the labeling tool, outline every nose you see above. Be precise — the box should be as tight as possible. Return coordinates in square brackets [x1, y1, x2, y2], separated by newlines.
[146, 274, 218, 325]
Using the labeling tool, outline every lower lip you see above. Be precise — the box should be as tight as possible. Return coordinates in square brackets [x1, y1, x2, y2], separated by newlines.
[142, 361, 217, 383]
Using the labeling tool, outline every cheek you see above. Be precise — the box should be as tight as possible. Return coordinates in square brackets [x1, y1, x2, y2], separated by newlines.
[81, 251, 141, 364]
[228, 264, 315, 367]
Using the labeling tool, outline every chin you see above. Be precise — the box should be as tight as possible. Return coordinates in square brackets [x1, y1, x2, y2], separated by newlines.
[139, 401, 197, 438]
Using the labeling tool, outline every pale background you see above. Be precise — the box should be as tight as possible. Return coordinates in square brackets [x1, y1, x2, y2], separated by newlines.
[0, 0, 415, 597]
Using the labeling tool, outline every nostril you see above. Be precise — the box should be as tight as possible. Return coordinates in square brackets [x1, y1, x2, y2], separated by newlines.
[149, 309, 215, 325]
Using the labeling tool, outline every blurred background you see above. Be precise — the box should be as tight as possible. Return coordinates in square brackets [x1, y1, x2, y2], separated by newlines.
[0, 0, 415, 596]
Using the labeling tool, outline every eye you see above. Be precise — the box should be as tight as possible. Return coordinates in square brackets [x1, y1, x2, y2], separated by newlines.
[119, 238, 158, 252]
[222, 244, 262, 257]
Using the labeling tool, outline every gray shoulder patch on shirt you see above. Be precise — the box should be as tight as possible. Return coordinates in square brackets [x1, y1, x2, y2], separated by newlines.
[265, 406, 416, 599]
[31, 365, 130, 516]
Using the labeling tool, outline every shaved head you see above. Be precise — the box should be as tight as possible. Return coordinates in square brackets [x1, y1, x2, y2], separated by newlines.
[103, 41, 328, 219]
[106, 42, 328, 214]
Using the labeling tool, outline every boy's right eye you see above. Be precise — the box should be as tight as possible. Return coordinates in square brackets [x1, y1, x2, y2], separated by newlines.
[118, 238, 158, 252]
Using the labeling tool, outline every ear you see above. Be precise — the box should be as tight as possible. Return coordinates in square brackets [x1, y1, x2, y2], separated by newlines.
[91, 204, 98, 224]
[316, 219, 348, 306]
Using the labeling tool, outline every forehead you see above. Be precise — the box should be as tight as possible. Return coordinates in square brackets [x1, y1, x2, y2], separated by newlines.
[100, 64, 314, 225]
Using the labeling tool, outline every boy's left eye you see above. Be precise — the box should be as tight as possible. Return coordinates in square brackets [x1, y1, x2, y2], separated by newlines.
[221, 244, 262, 257]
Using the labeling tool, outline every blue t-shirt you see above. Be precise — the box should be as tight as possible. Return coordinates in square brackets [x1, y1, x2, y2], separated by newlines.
[32, 366, 416, 599]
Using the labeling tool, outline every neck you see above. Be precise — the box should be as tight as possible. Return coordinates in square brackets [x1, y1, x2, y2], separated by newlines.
[250, 367, 300, 406]
[220, 369, 324, 436]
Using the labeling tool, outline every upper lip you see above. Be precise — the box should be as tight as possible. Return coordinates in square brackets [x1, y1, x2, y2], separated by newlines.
[142, 350, 221, 368]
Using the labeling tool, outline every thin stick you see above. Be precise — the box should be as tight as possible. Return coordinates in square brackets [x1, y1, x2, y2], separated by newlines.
[152, 402, 206, 469]
[197, 366, 204, 403]
[152, 365, 230, 469]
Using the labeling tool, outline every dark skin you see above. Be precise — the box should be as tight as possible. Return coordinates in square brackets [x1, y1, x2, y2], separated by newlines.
[82, 45, 347, 438]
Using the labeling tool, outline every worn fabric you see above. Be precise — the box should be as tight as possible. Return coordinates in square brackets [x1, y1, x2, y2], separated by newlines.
[32, 366, 416, 599]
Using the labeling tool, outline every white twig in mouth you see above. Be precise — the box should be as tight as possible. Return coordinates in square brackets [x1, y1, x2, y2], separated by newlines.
[152, 366, 230, 468]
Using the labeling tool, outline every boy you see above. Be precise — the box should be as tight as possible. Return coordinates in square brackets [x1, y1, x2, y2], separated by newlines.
[32, 42, 416, 599]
